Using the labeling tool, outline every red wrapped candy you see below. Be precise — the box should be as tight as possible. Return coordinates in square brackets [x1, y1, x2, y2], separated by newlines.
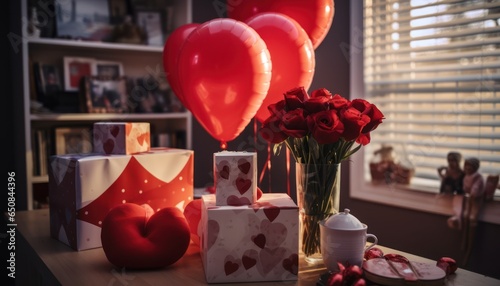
[364, 247, 384, 260]
[436, 257, 457, 275]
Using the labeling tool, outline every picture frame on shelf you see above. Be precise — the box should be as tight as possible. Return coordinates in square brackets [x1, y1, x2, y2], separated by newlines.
[55, 0, 112, 41]
[55, 127, 92, 155]
[40, 64, 63, 95]
[81, 76, 129, 113]
[129, 77, 179, 113]
[95, 60, 124, 78]
[134, 8, 164, 46]
[63, 57, 96, 91]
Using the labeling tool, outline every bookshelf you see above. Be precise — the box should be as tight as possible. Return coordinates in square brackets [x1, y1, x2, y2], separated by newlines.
[21, 0, 193, 210]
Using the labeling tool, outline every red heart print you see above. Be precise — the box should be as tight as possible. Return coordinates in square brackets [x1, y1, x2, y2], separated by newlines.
[252, 233, 266, 249]
[227, 195, 251, 206]
[282, 254, 299, 275]
[224, 260, 239, 275]
[207, 220, 219, 251]
[103, 139, 115, 154]
[235, 177, 251, 194]
[136, 133, 149, 146]
[219, 165, 230, 180]
[259, 247, 287, 275]
[242, 249, 258, 270]
[238, 159, 251, 174]
[261, 220, 287, 249]
[110, 126, 120, 137]
[264, 206, 280, 222]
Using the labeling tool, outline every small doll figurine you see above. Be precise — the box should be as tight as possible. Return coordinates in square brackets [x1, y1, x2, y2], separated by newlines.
[460, 157, 485, 264]
[462, 157, 484, 198]
[437, 152, 465, 194]
[484, 174, 499, 202]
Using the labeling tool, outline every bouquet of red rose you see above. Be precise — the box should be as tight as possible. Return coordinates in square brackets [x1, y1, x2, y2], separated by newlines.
[259, 86, 384, 165]
[259, 86, 384, 259]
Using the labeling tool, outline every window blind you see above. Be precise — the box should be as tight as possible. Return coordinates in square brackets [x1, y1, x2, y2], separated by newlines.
[362, 0, 500, 189]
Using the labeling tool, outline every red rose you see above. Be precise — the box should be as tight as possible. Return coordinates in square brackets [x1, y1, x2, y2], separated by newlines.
[284, 86, 309, 110]
[351, 99, 385, 145]
[356, 132, 371, 146]
[304, 96, 330, 113]
[280, 109, 308, 138]
[311, 88, 333, 99]
[307, 110, 344, 144]
[340, 106, 371, 141]
[329, 94, 350, 110]
[259, 114, 288, 143]
[351, 99, 384, 133]
[267, 100, 286, 117]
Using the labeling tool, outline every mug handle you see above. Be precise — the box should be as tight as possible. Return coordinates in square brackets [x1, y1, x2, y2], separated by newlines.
[365, 234, 378, 251]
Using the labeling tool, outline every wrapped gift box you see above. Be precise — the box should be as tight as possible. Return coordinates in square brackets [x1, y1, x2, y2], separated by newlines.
[93, 122, 150, 155]
[200, 193, 299, 283]
[213, 151, 257, 206]
[48, 148, 194, 251]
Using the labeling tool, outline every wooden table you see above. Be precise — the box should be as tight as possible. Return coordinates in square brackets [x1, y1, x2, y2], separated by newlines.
[14, 209, 499, 285]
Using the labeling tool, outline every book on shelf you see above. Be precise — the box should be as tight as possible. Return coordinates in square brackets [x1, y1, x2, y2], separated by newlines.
[31, 128, 53, 177]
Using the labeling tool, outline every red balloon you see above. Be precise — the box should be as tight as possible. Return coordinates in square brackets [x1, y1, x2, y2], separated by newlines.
[227, 0, 334, 49]
[177, 18, 272, 143]
[246, 13, 315, 123]
[163, 23, 200, 109]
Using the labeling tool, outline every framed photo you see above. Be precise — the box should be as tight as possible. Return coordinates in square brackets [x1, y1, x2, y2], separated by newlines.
[63, 57, 96, 91]
[55, 127, 92, 155]
[40, 64, 62, 95]
[128, 77, 181, 113]
[82, 76, 129, 113]
[55, 0, 112, 41]
[95, 60, 124, 78]
[135, 9, 164, 46]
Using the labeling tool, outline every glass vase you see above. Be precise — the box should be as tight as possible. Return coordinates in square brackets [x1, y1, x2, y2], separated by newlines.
[296, 162, 340, 264]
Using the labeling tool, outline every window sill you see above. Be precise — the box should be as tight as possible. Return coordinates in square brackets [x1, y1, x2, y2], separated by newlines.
[349, 152, 500, 225]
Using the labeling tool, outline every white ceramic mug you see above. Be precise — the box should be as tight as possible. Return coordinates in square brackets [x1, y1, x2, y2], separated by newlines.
[319, 222, 378, 272]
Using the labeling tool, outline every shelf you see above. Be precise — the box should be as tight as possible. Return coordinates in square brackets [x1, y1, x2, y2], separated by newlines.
[26, 37, 164, 52]
[30, 112, 191, 122]
[21, 0, 192, 211]
[32, 175, 49, 183]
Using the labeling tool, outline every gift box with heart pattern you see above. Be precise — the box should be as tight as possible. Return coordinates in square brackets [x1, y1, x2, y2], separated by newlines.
[213, 151, 257, 206]
[48, 148, 194, 251]
[93, 122, 151, 155]
[200, 193, 299, 283]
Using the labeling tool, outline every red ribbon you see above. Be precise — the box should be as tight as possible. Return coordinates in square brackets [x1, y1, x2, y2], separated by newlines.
[286, 148, 291, 197]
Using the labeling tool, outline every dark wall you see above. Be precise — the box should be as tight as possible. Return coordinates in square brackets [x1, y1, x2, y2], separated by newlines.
[5, 0, 27, 212]
[191, 0, 500, 280]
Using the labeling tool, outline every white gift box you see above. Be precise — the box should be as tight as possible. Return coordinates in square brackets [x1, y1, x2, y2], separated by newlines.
[213, 151, 257, 206]
[200, 193, 299, 283]
[93, 122, 150, 155]
[48, 148, 193, 251]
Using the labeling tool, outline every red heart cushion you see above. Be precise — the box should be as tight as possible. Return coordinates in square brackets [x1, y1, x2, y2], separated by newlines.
[101, 203, 190, 269]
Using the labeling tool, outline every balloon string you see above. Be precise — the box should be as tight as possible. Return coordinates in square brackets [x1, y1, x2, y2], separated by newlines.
[286, 147, 291, 197]
[253, 119, 258, 149]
